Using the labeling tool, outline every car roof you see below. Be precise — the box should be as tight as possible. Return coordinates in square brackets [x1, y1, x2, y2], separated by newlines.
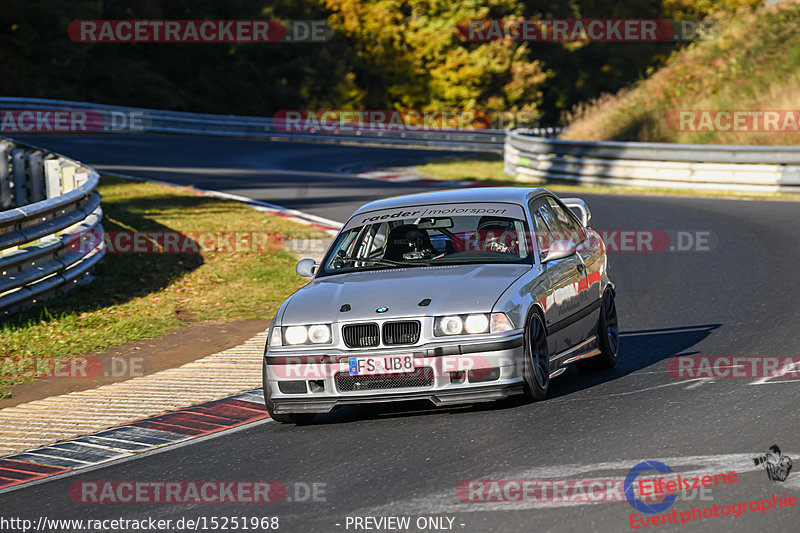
[351, 187, 550, 216]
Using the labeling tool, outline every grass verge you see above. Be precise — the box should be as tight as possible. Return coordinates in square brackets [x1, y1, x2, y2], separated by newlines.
[0, 175, 325, 397]
[415, 155, 800, 201]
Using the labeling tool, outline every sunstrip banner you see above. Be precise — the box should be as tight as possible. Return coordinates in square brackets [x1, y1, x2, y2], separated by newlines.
[347, 203, 525, 230]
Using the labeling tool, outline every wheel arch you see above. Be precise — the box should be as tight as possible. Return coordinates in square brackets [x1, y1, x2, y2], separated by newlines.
[526, 302, 546, 324]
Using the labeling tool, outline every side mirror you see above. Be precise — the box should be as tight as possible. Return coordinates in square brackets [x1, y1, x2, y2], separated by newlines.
[561, 198, 591, 227]
[541, 240, 577, 264]
[296, 258, 318, 278]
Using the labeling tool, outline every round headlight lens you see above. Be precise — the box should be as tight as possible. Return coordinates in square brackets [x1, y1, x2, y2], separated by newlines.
[308, 324, 332, 344]
[464, 314, 490, 334]
[439, 316, 463, 335]
[284, 326, 308, 345]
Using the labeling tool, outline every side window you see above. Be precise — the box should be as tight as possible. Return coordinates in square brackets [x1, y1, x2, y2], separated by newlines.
[532, 213, 554, 255]
[349, 223, 389, 261]
[325, 228, 359, 270]
[529, 197, 559, 258]
[546, 197, 585, 245]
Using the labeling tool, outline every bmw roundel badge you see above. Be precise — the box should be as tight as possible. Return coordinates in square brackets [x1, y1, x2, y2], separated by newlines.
[376, 307, 389, 313]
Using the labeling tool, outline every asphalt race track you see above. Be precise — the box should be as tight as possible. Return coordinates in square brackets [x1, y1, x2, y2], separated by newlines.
[3, 134, 800, 532]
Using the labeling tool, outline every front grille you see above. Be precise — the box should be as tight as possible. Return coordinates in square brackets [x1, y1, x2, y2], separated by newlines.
[335, 367, 434, 392]
[342, 323, 379, 348]
[382, 321, 421, 345]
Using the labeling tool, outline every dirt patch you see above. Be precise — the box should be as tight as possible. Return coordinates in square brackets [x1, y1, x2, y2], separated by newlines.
[0, 319, 267, 408]
[176, 307, 198, 323]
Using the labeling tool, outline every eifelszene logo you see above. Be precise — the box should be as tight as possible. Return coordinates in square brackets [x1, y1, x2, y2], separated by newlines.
[624, 461, 677, 514]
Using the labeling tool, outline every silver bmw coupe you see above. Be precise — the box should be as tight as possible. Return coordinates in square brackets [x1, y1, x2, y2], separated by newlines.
[263, 187, 618, 423]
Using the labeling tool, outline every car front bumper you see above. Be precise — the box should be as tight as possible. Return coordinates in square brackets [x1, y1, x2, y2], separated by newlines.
[264, 334, 525, 414]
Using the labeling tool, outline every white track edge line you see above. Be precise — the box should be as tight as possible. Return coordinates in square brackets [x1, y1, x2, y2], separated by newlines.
[100, 170, 343, 232]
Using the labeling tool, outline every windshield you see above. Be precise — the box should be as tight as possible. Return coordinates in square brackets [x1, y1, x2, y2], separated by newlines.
[319, 202, 532, 276]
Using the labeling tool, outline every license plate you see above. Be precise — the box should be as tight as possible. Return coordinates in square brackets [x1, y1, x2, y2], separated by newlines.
[348, 355, 415, 376]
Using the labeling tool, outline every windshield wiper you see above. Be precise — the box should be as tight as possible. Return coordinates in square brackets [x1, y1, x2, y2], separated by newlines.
[338, 255, 407, 267]
[338, 254, 433, 267]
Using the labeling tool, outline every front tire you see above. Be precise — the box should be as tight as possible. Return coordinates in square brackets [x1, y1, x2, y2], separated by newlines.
[522, 311, 550, 402]
[577, 289, 619, 371]
[262, 359, 317, 425]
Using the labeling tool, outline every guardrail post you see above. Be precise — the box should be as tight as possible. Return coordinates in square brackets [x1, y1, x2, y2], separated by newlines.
[27, 151, 46, 203]
[0, 142, 11, 209]
[11, 148, 30, 207]
[44, 159, 62, 198]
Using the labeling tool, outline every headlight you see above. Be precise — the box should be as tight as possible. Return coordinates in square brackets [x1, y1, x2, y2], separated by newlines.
[435, 313, 514, 336]
[284, 326, 308, 345]
[308, 324, 332, 344]
[281, 324, 333, 345]
[269, 324, 282, 347]
[437, 316, 463, 336]
[464, 314, 489, 334]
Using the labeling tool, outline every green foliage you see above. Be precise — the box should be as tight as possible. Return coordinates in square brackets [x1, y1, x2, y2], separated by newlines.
[662, 0, 762, 18]
[321, 0, 545, 119]
[0, 1, 755, 124]
[0, 0, 354, 114]
[562, 2, 800, 144]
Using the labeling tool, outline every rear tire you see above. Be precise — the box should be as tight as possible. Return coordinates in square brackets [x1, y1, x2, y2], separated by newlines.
[262, 359, 317, 425]
[576, 290, 619, 372]
[522, 311, 550, 402]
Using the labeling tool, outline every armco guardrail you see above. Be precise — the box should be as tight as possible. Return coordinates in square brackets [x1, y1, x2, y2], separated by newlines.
[0, 97, 561, 153]
[0, 136, 104, 315]
[505, 130, 800, 193]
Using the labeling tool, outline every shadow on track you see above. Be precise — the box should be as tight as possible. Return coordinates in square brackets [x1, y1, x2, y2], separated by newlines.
[291, 323, 721, 426]
[546, 323, 721, 400]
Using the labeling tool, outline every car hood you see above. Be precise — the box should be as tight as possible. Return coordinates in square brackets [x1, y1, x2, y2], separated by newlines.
[280, 264, 530, 324]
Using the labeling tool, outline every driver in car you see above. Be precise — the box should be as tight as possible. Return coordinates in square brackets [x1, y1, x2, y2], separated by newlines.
[476, 216, 519, 254]
[383, 224, 437, 261]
